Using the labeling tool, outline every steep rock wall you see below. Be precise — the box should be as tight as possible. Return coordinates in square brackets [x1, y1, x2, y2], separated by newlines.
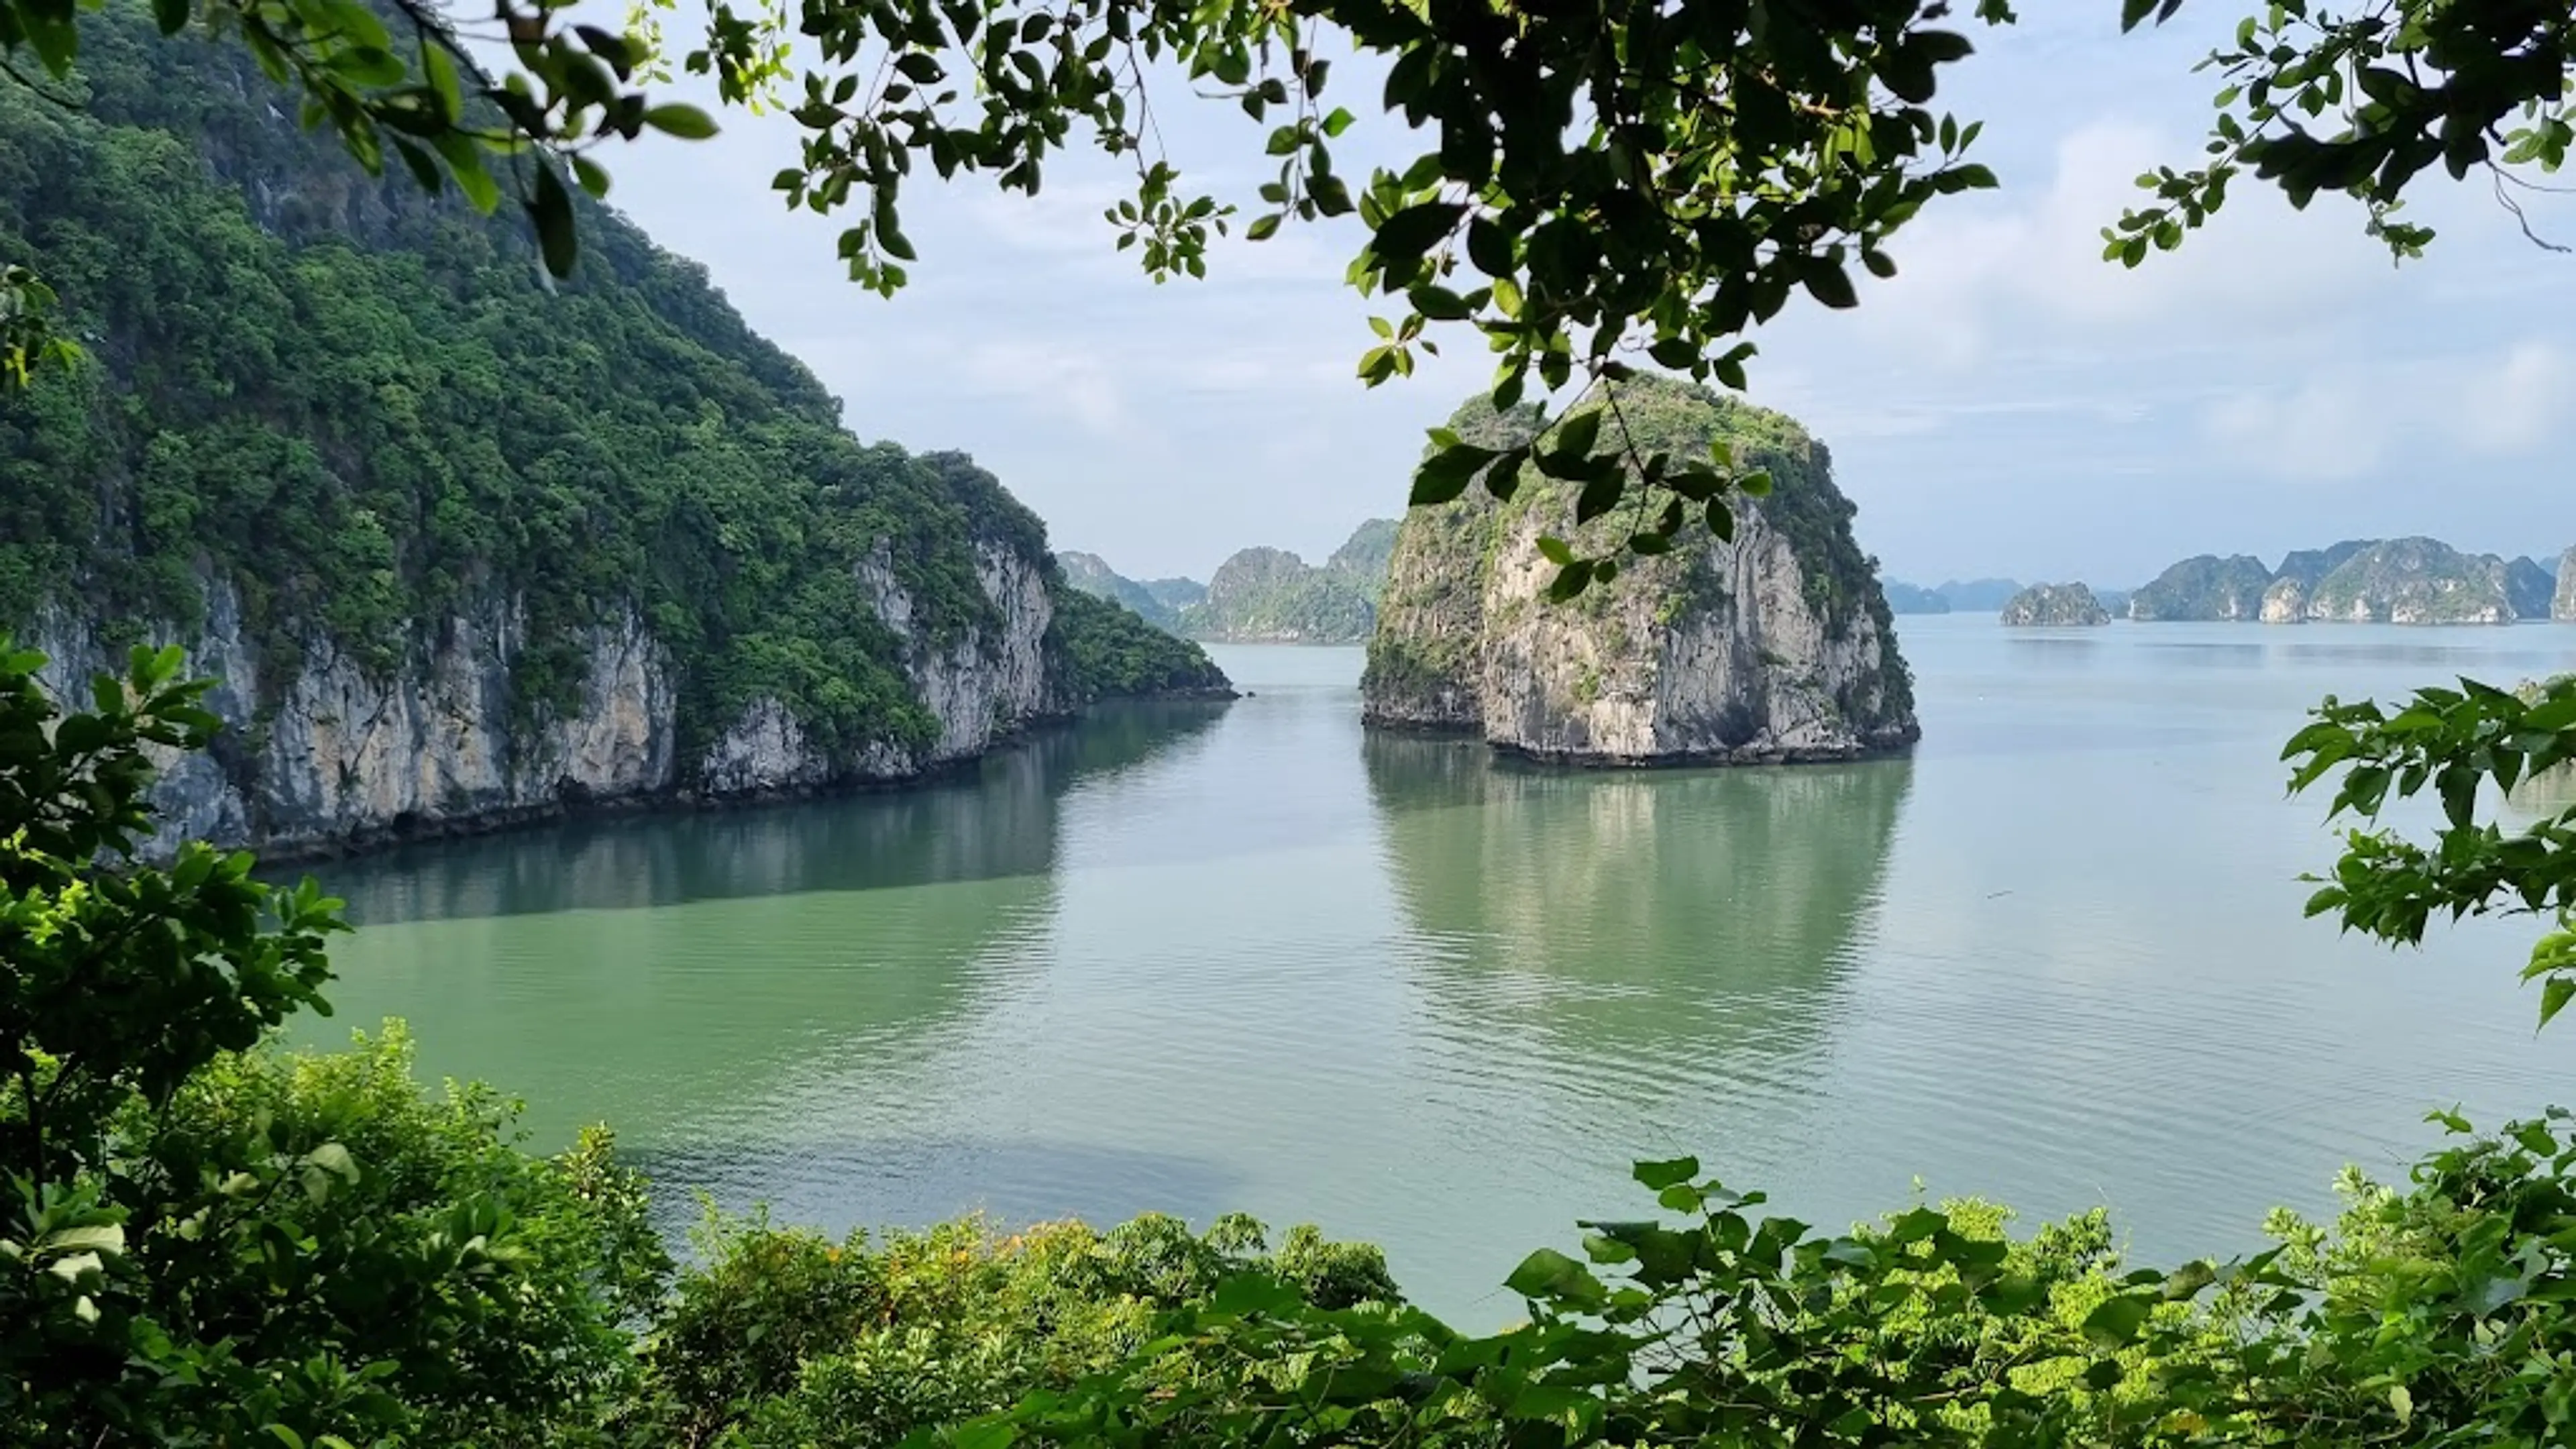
[35, 541, 1064, 858]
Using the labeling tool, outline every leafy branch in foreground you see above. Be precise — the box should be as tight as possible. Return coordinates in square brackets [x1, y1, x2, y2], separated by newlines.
[922, 1120, 2576, 1449]
[2284, 674, 2576, 1027]
[11, 0, 2574, 577]
[2122, 0, 2576, 262]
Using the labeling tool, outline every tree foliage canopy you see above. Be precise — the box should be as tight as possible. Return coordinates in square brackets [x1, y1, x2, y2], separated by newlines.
[8, 0, 2568, 589]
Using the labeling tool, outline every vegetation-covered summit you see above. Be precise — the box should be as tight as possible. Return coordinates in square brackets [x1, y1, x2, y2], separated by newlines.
[0, 5, 1210, 771]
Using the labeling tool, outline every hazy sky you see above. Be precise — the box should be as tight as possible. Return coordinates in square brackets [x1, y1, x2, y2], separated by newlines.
[594, 7, 2576, 586]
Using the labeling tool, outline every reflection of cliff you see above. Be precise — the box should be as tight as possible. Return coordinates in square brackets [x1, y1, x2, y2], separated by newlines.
[1362, 733, 1911, 1057]
[290, 702, 1230, 1149]
[311, 700, 1232, 926]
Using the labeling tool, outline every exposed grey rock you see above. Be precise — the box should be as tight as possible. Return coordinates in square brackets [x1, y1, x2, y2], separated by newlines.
[34, 543, 1067, 859]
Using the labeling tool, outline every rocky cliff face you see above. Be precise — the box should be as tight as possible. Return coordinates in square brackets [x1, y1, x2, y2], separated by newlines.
[2558, 547, 2576, 621]
[1998, 583, 2110, 627]
[34, 542, 1074, 859]
[1363, 380, 1917, 765]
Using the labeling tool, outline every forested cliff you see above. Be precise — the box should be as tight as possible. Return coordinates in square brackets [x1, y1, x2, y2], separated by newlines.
[0, 7, 1220, 856]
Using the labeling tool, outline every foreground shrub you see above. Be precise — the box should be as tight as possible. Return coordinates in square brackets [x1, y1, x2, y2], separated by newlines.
[630, 1209, 1399, 1446]
[0, 644, 667, 1446]
[913, 1116, 2576, 1449]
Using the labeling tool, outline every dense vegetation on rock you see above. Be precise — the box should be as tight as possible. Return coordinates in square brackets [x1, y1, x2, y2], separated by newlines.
[0, 9, 1195, 785]
[1046, 586, 1233, 702]
[1998, 582, 2110, 627]
[1365, 376, 1915, 763]
[2304, 538, 2517, 625]
[1181, 543, 1375, 644]
[1057, 552, 1185, 631]
[2128, 554, 2274, 621]
[1325, 519, 1401, 586]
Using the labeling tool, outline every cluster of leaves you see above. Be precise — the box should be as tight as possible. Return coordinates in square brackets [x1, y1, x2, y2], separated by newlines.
[2284, 672, 2576, 1027]
[0, 13, 1132, 773]
[0, 639, 668, 1445]
[2122, 0, 2576, 264]
[623, 1208, 1399, 1447]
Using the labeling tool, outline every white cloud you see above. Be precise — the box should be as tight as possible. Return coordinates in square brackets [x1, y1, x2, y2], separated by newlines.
[1844, 123, 2387, 369]
[2457, 342, 2576, 456]
[959, 341, 1134, 437]
[2202, 382, 2388, 482]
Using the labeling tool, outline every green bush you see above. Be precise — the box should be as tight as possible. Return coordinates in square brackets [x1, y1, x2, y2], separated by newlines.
[0, 641, 665, 1446]
[627, 1210, 1396, 1447]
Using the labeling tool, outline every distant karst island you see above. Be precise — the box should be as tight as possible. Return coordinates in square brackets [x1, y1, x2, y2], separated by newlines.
[1896, 538, 2573, 628]
[1059, 519, 1397, 645]
[1882, 577, 2135, 617]
[2128, 538, 2566, 625]
[1999, 584, 2112, 627]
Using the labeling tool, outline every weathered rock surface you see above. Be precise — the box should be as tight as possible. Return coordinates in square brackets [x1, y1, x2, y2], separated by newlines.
[2259, 576, 2310, 623]
[34, 543, 1086, 859]
[2558, 547, 2576, 621]
[1998, 583, 2111, 627]
[1362, 378, 1917, 765]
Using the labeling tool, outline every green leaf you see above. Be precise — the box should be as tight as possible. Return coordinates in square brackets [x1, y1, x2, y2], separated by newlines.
[1549, 409, 1602, 462]
[423, 40, 464, 121]
[2081, 1293, 2153, 1347]
[1504, 1248, 1607, 1307]
[152, 0, 190, 36]
[643, 103, 719, 140]
[1411, 443, 1501, 506]
[1801, 258, 1858, 309]
[38, 1224, 126, 1257]
[528, 162, 578, 278]
[2541, 975, 2575, 1031]
[1536, 535, 1575, 566]
[1371, 201, 1466, 264]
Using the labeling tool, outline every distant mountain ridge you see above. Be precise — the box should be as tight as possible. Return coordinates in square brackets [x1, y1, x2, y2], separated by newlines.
[1058, 519, 1401, 644]
[2131, 538, 2566, 625]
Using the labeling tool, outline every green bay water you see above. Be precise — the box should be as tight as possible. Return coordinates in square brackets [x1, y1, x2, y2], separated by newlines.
[297, 617, 2576, 1322]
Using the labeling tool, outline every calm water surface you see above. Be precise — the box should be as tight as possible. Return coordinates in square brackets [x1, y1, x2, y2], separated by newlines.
[298, 617, 2576, 1322]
